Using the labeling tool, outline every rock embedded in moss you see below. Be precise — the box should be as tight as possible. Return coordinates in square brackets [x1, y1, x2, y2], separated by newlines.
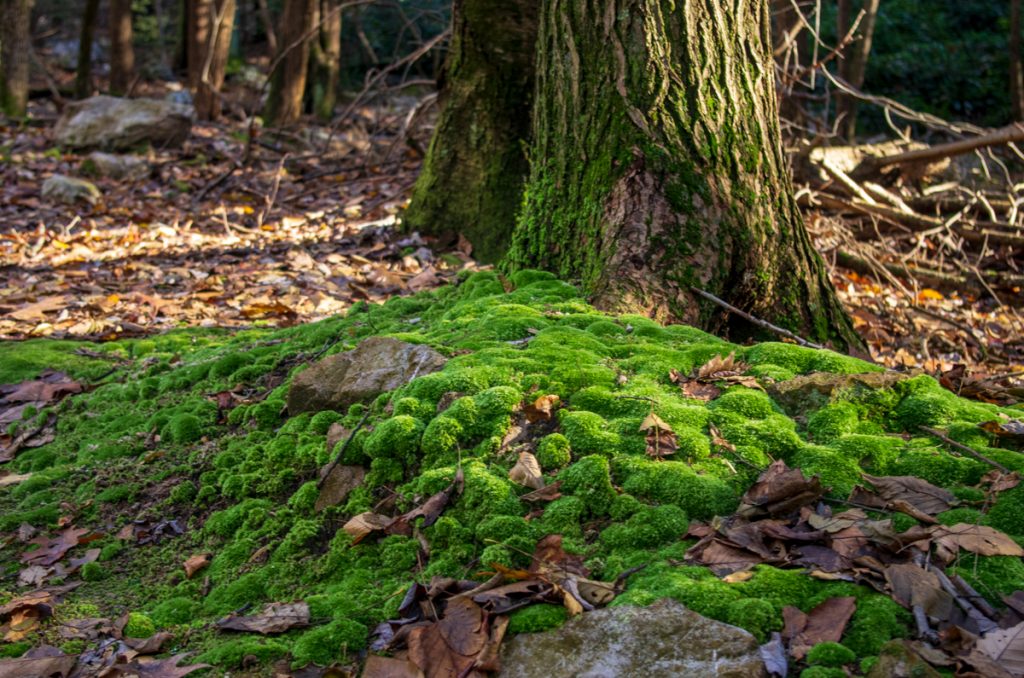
[287, 337, 446, 414]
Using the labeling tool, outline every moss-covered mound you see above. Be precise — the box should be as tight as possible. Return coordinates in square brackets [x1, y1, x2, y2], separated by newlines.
[1, 270, 1022, 673]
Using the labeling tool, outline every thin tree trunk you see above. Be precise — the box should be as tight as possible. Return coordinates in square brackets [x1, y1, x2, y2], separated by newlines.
[109, 0, 135, 95]
[256, 0, 277, 54]
[403, 0, 538, 263]
[310, 0, 341, 121]
[507, 0, 859, 349]
[187, 0, 211, 92]
[836, 0, 880, 139]
[75, 0, 100, 98]
[191, 0, 236, 119]
[264, 0, 316, 125]
[0, 0, 34, 117]
[1012, 0, 1024, 121]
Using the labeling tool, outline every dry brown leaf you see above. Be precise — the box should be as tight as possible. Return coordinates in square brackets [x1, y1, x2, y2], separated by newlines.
[315, 463, 366, 512]
[523, 394, 560, 423]
[362, 655, 426, 678]
[183, 554, 211, 579]
[863, 474, 956, 516]
[509, 452, 544, 490]
[977, 621, 1024, 677]
[932, 524, 1024, 559]
[21, 527, 91, 567]
[519, 481, 562, 503]
[738, 460, 823, 518]
[0, 647, 77, 677]
[697, 352, 748, 380]
[786, 596, 857, 659]
[215, 602, 310, 634]
[640, 412, 677, 459]
[342, 512, 395, 544]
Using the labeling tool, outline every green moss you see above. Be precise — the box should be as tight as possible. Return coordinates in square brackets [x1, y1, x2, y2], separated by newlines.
[150, 597, 201, 627]
[828, 434, 903, 473]
[615, 457, 737, 520]
[807, 642, 856, 667]
[985, 486, 1024, 535]
[559, 455, 617, 515]
[708, 388, 777, 420]
[80, 561, 107, 581]
[123, 612, 156, 638]
[559, 411, 620, 457]
[97, 484, 137, 503]
[726, 598, 780, 643]
[291, 618, 369, 665]
[843, 595, 911, 656]
[807, 403, 861, 443]
[163, 413, 204, 444]
[601, 505, 688, 549]
[364, 415, 424, 468]
[799, 668, 846, 678]
[0, 642, 30, 658]
[197, 638, 288, 669]
[508, 604, 568, 633]
[309, 410, 344, 435]
[539, 496, 587, 537]
[536, 433, 572, 470]
[950, 555, 1024, 603]
[789, 445, 863, 498]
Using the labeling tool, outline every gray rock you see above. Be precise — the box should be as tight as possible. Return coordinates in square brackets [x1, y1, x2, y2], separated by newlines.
[499, 599, 766, 678]
[54, 96, 193, 150]
[287, 337, 447, 415]
[768, 371, 910, 416]
[41, 175, 101, 205]
[84, 152, 150, 181]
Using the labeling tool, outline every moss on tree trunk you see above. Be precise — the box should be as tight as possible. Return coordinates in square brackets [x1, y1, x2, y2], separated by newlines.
[402, 0, 537, 264]
[506, 0, 859, 349]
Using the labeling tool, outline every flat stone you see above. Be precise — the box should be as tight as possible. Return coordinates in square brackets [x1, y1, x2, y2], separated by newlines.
[499, 599, 765, 678]
[768, 371, 911, 416]
[287, 337, 446, 415]
[54, 96, 193, 150]
[41, 175, 101, 205]
[84, 152, 150, 181]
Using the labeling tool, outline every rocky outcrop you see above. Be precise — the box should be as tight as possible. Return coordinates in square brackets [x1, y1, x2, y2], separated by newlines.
[287, 337, 447, 414]
[499, 599, 766, 677]
[41, 175, 101, 205]
[54, 96, 193, 150]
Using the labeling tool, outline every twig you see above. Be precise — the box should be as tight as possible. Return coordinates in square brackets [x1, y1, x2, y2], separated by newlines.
[855, 123, 1024, 176]
[318, 410, 372, 489]
[920, 426, 1008, 472]
[689, 287, 825, 349]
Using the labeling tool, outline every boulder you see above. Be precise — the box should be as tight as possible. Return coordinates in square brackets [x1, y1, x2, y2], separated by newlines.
[83, 152, 150, 181]
[54, 96, 193, 150]
[768, 371, 910, 416]
[41, 175, 101, 205]
[287, 337, 447, 414]
[499, 599, 766, 678]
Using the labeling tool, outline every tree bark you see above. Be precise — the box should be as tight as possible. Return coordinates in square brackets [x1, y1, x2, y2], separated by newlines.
[310, 0, 342, 121]
[189, 0, 236, 119]
[403, 0, 538, 263]
[75, 0, 100, 99]
[836, 0, 880, 139]
[506, 0, 859, 349]
[1012, 0, 1024, 121]
[264, 0, 316, 125]
[0, 0, 34, 117]
[109, 0, 135, 95]
[256, 0, 278, 54]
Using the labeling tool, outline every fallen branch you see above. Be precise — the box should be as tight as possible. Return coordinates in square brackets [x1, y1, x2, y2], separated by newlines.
[318, 410, 372, 489]
[920, 426, 1008, 473]
[855, 123, 1024, 176]
[689, 287, 825, 350]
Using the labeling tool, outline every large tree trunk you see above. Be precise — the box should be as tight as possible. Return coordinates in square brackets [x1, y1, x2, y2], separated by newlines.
[310, 0, 342, 121]
[264, 0, 316, 125]
[109, 0, 135, 95]
[402, 0, 537, 264]
[75, 0, 100, 99]
[0, 0, 34, 117]
[189, 0, 237, 119]
[506, 0, 859, 349]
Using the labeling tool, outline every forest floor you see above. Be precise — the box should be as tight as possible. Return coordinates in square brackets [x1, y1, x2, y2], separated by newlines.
[2, 97, 1023, 401]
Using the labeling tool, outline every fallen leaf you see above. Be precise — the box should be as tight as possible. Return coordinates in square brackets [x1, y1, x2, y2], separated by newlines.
[863, 474, 956, 515]
[216, 602, 310, 634]
[640, 412, 677, 459]
[0, 646, 77, 677]
[738, 460, 823, 518]
[102, 652, 209, 677]
[125, 630, 175, 654]
[523, 394, 560, 423]
[932, 524, 1024, 560]
[342, 512, 395, 544]
[977, 620, 1024, 676]
[362, 655, 425, 678]
[509, 451, 544, 490]
[21, 527, 91, 567]
[786, 596, 857, 659]
[697, 352, 748, 380]
[519, 481, 562, 503]
[183, 554, 211, 579]
[315, 463, 365, 512]
[760, 632, 788, 677]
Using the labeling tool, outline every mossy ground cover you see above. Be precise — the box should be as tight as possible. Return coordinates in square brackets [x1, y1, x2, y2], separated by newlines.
[2, 270, 1023, 675]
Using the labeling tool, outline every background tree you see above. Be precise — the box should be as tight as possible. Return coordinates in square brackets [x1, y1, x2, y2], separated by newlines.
[187, 0, 237, 119]
[74, 0, 100, 98]
[835, 0, 881, 139]
[1012, 0, 1023, 120]
[0, 0, 34, 116]
[309, 0, 342, 120]
[402, 0, 537, 263]
[109, 0, 135, 95]
[265, 0, 316, 125]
